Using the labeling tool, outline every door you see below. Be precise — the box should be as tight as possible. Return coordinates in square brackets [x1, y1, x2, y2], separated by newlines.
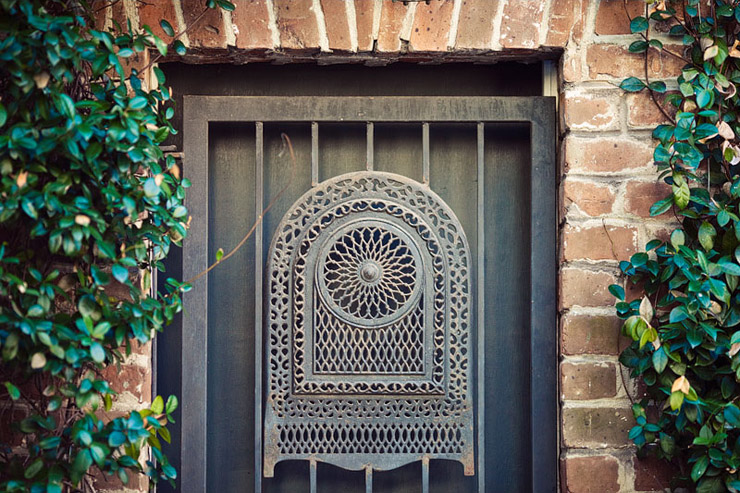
[157, 64, 557, 493]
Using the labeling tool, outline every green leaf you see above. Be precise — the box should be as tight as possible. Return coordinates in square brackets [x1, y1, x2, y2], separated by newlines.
[173, 40, 187, 56]
[609, 284, 625, 300]
[653, 347, 668, 373]
[90, 342, 105, 363]
[160, 19, 175, 37]
[670, 390, 685, 410]
[650, 196, 673, 216]
[112, 264, 129, 283]
[724, 404, 740, 427]
[108, 431, 126, 448]
[673, 181, 690, 209]
[671, 229, 685, 249]
[0, 103, 6, 127]
[699, 221, 716, 251]
[152, 395, 164, 414]
[620, 77, 646, 92]
[649, 81, 667, 93]
[24, 458, 44, 479]
[630, 16, 649, 33]
[166, 395, 179, 415]
[4, 382, 20, 400]
[691, 455, 709, 482]
[128, 96, 148, 110]
[696, 89, 712, 109]
[144, 177, 160, 198]
[629, 40, 648, 53]
[718, 258, 740, 276]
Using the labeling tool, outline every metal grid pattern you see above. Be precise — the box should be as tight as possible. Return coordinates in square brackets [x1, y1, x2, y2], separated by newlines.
[181, 96, 557, 493]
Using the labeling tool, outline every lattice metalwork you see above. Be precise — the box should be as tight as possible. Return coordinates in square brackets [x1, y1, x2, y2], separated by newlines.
[264, 171, 475, 479]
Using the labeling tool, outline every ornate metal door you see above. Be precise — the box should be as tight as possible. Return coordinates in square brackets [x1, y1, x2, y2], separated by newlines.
[168, 76, 557, 493]
[263, 172, 475, 489]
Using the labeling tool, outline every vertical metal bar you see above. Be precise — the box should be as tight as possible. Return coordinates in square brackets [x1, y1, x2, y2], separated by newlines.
[365, 467, 373, 493]
[254, 122, 264, 493]
[310, 460, 317, 493]
[529, 101, 558, 493]
[421, 458, 430, 493]
[476, 121, 486, 493]
[181, 97, 209, 493]
[422, 122, 430, 184]
[311, 121, 319, 186]
[366, 122, 374, 171]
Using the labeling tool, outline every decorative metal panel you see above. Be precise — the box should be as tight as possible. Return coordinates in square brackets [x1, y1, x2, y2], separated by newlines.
[264, 171, 474, 477]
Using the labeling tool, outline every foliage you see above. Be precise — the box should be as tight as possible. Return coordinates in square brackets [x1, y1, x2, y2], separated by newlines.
[615, 1, 740, 491]
[0, 0, 227, 490]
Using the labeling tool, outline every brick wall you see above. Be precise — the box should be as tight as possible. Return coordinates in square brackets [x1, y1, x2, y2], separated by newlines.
[94, 0, 681, 491]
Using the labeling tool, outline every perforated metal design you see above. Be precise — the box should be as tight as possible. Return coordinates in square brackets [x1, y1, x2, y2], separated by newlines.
[264, 172, 474, 477]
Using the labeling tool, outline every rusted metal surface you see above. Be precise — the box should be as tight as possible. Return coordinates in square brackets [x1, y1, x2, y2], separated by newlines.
[263, 171, 475, 480]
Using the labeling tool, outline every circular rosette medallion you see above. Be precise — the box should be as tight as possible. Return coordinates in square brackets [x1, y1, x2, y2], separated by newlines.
[316, 218, 423, 328]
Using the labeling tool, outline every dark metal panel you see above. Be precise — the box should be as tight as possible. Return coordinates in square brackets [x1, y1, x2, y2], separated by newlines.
[476, 122, 485, 493]
[529, 99, 558, 493]
[255, 122, 264, 493]
[181, 100, 209, 493]
[184, 96, 553, 123]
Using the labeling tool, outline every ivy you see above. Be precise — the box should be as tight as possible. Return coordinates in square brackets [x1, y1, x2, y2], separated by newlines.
[0, 0, 230, 490]
[615, 1, 740, 491]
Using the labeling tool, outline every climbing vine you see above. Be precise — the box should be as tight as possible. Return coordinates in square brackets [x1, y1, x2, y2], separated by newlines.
[615, 1, 740, 491]
[0, 0, 232, 491]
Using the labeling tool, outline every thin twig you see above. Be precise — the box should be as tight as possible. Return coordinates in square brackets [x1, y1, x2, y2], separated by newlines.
[182, 133, 297, 287]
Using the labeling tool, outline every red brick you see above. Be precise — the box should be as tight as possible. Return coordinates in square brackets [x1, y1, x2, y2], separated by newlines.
[561, 362, 617, 400]
[545, 0, 587, 47]
[499, 0, 545, 49]
[101, 364, 151, 402]
[94, 2, 109, 30]
[454, 0, 498, 50]
[182, 0, 227, 48]
[138, 1, 179, 41]
[633, 455, 678, 491]
[232, 0, 274, 50]
[565, 137, 653, 173]
[586, 44, 685, 80]
[562, 407, 634, 448]
[562, 50, 584, 82]
[321, 0, 353, 52]
[409, 0, 455, 52]
[563, 455, 620, 493]
[561, 314, 625, 355]
[564, 93, 618, 131]
[563, 224, 638, 261]
[595, 0, 644, 35]
[274, 0, 321, 51]
[627, 91, 677, 128]
[377, 0, 410, 52]
[354, 0, 376, 51]
[563, 179, 615, 216]
[625, 181, 671, 218]
[560, 268, 618, 308]
[110, 0, 128, 33]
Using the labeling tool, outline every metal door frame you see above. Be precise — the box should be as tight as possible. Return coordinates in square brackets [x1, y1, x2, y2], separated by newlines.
[181, 96, 557, 493]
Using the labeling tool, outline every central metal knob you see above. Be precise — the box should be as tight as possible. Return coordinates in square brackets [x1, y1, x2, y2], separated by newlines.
[359, 262, 381, 282]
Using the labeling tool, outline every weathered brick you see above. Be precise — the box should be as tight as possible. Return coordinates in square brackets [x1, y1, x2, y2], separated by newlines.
[354, 0, 376, 51]
[409, 0, 454, 52]
[562, 49, 584, 82]
[101, 363, 151, 403]
[565, 136, 653, 173]
[563, 92, 619, 131]
[561, 362, 617, 400]
[545, 0, 587, 47]
[633, 454, 678, 491]
[232, 0, 274, 50]
[594, 0, 644, 35]
[274, 0, 321, 51]
[563, 179, 616, 216]
[587, 44, 684, 80]
[138, 0, 178, 41]
[562, 407, 634, 448]
[182, 0, 227, 48]
[560, 268, 618, 308]
[625, 180, 671, 218]
[563, 455, 620, 493]
[454, 0, 498, 50]
[499, 0, 545, 49]
[562, 224, 638, 261]
[561, 314, 625, 355]
[321, 0, 353, 51]
[377, 1, 410, 52]
[627, 91, 677, 128]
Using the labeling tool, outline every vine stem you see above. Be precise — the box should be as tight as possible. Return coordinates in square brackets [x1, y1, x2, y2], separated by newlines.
[181, 133, 296, 287]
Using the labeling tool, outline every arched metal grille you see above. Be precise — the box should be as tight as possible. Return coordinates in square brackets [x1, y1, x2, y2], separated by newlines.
[263, 172, 475, 482]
